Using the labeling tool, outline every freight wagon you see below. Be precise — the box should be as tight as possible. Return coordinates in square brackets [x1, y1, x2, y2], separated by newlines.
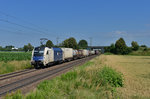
[61, 48, 73, 61]
[82, 49, 89, 57]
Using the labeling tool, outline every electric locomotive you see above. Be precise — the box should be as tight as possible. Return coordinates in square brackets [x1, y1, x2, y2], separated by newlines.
[31, 47, 63, 68]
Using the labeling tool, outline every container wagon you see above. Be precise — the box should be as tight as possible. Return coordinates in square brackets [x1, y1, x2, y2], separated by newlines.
[61, 48, 73, 61]
[82, 49, 89, 57]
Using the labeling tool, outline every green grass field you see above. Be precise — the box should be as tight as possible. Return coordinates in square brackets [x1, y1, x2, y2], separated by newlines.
[0, 52, 32, 74]
[0, 52, 32, 62]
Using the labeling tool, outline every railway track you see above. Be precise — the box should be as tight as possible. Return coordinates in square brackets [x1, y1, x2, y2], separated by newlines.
[0, 69, 37, 81]
[0, 55, 97, 97]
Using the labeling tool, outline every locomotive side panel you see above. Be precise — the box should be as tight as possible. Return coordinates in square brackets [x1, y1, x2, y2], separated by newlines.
[53, 48, 63, 62]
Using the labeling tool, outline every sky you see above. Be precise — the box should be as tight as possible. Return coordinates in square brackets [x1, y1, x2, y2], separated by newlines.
[0, 0, 150, 47]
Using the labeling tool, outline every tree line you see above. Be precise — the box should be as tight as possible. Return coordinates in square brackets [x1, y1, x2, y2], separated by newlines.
[43, 37, 88, 50]
[0, 37, 88, 52]
[105, 37, 148, 55]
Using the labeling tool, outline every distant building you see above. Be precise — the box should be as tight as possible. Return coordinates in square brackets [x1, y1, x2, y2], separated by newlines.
[12, 47, 18, 50]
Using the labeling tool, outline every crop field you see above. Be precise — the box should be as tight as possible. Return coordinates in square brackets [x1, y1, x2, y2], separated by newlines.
[0, 60, 31, 74]
[0, 52, 32, 74]
[101, 55, 150, 99]
[0, 52, 32, 62]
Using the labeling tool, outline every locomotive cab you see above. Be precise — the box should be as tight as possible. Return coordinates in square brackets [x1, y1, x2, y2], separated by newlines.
[31, 47, 58, 68]
[31, 47, 45, 68]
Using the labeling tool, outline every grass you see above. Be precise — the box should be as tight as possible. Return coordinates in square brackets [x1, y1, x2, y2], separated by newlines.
[128, 50, 150, 56]
[100, 55, 150, 99]
[4, 56, 123, 99]
[4, 55, 150, 99]
[0, 52, 32, 74]
[0, 60, 32, 74]
[104, 52, 114, 55]
[0, 52, 31, 62]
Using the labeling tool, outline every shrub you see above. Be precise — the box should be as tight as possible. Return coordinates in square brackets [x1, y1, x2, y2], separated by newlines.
[144, 47, 148, 51]
[93, 66, 123, 87]
[141, 45, 147, 47]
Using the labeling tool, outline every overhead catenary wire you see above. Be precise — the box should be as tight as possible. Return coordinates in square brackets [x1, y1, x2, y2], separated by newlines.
[0, 28, 38, 36]
[0, 11, 80, 45]
[0, 28, 22, 35]
[0, 19, 48, 35]
[0, 11, 49, 32]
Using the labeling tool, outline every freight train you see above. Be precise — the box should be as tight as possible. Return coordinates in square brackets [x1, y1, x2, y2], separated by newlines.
[31, 47, 99, 68]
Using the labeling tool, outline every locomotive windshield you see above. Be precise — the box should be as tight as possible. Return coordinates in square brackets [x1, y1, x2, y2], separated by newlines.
[33, 47, 45, 57]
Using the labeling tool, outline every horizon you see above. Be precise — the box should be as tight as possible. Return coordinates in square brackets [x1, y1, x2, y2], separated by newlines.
[0, 0, 150, 47]
[0, 37, 149, 48]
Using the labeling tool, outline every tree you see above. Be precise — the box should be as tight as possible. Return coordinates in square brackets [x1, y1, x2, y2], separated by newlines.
[78, 40, 88, 49]
[5, 45, 14, 49]
[40, 44, 46, 47]
[104, 43, 115, 53]
[5, 45, 14, 51]
[0, 46, 3, 51]
[28, 43, 34, 51]
[115, 38, 129, 54]
[110, 43, 115, 53]
[104, 46, 110, 52]
[23, 43, 34, 52]
[46, 40, 54, 48]
[141, 45, 147, 47]
[131, 41, 139, 51]
[63, 37, 78, 49]
[23, 45, 29, 52]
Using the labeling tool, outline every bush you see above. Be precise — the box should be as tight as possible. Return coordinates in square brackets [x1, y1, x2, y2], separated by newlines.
[141, 45, 147, 47]
[144, 47, 148, 51]
[93, 66, 123, 87]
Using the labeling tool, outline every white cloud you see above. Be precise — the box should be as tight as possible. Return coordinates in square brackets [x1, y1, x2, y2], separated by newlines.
[114, 30, 127, 34]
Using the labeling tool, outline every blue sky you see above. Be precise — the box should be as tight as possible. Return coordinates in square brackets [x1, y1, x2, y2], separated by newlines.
[0, 0, 150, 47]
